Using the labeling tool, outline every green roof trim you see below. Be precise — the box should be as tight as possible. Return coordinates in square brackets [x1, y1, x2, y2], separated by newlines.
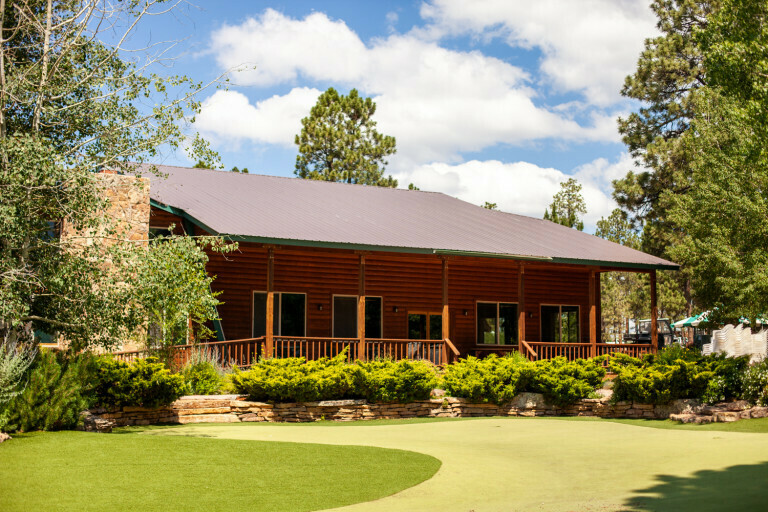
[149, 199, 678, 271]
[550, 257, 679, 271]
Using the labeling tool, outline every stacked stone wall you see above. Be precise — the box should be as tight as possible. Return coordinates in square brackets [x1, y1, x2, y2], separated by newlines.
[83, 393, 723, 431]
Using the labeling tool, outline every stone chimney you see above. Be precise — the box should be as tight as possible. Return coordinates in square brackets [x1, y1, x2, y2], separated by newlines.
[61, 171, 150, 249]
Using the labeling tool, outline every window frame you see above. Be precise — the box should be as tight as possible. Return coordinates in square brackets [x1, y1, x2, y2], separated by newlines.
[539, 304, 580, 343]
[474, 301, 519, 346]
[251, 290, 307, 338]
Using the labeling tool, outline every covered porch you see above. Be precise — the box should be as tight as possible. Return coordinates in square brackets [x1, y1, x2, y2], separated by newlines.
[115, 243, 661, 367]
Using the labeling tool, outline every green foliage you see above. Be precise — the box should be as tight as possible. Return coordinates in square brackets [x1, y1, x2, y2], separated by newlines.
[441, 353, 603, 407]
[294, 87, 397, 187]
[0, 1, 222, 350]
[742, 358, 768, 406]
[2, 350, 96, 432]
[667, 91, 768, 320]
[0, 324, 37, 406]
[614, 0, 712, 255]
[441, 354, 532, 404]
[93, 357, 186, 409]
[229, 353, 358, 403]
[543, 178, 586, 231]
[130, 235, 234, 350]
[355, 359, 438, 403]
[183, 361, 223, 395]
[182, 350, 226, 396]
[229, 351, 439, 404]
[609, 347, 746, 405]
[612, 360, 712, 405]
[529, 357, 606, 407]
[481, 202, 498, 210]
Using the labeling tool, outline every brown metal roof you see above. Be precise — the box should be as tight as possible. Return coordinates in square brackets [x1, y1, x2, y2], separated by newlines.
[142, 164, 677, 270]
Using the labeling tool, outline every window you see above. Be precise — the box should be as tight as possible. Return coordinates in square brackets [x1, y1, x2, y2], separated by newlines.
[540, 305, 579, 343]
[476, 302, 518, 345]
[408, 312, 442, 340]
[252, 292, 306, 337]
[333, 296, 383, 338]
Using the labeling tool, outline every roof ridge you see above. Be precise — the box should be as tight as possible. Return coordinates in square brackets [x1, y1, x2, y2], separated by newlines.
[144, 163, 447, 196]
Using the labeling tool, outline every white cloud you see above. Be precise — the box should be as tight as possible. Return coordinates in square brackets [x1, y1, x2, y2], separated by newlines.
[205, 9, 622, 166]
[420, 0, 659, 106]
[395, 154, 636, 231]
[195, 88, 321, 146]
[210, 9, 367, 86]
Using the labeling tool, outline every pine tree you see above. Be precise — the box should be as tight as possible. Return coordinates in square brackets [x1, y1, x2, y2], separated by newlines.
[543, 178, 586, 231]
[295, 88, 397, 187]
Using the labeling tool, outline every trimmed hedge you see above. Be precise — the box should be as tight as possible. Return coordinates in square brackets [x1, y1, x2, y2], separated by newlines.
[229, 352, 438, 403]
[440, 353, 605, 407]
[609, 347, 749, 405]
[93, 357, 186, 408]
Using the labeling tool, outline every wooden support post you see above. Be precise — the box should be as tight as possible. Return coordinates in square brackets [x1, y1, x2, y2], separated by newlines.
[595, 271, 602, 345]
[518, 264, 526, 355]
[442, 258, 449, 364]
[358, 254, 366, 361]
[650, 269, 658, 353]
[265, 248, 275, 359]
[589, 269, 597, 357]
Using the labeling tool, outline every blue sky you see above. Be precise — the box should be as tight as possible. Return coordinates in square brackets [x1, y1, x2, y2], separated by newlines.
[133, 1, 659, 231]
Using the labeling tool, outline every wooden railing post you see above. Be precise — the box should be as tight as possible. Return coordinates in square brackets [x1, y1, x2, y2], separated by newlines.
[265, 247, 274, 359]
[650, 269, 658, 354]
[518, 264, 526, 357]
[441, 257, 449, 365]
[589, 268, 597, 358]
[357, 254, 366, 361]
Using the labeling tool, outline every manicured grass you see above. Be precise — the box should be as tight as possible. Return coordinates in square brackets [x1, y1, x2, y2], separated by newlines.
[5, 416, 768, 511]
[154, 417, 768, 511]
[599, 415, 768, 432]
[0, 430, 440, 512]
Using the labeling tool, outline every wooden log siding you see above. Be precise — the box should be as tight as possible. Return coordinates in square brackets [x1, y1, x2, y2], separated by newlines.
[201, 243, 595, 356]
[148, 206, 607, 358]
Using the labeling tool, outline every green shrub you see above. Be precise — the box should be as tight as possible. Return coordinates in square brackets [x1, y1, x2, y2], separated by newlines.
[529, 357, 606, 407]
[699, 354, 749, 404]
[742, 358, 768, 406]
[612, 360, 712, 405]
[440, 353, 533, 404]
[93, 357, 186, 408]
[441, 354, 602, 407]
[355, 359, 438, 403]
[229, 352, 357, 402]
[183, 361, 223, 395]
[2, 350, 96, 432]
[651, 345, 703, 364]
[181, 349, 226, 395]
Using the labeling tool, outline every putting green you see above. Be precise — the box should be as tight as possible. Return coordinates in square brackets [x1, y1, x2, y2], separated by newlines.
[147, 417, 768, 511]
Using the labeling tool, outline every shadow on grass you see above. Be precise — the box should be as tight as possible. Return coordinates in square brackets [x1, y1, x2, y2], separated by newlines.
[625, 461, 768, 511]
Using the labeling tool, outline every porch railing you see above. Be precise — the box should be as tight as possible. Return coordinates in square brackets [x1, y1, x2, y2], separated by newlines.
[523, 342, 593, 361]
[595, 343, 653, 359]
[271, 336, 358, 362]
[517, 341, 655, 361]
[112, 337, 656, 369]
[112, 337, 264, 369]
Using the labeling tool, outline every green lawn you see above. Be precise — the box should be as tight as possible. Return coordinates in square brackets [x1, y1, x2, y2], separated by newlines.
[3, 416, 768, 511]
[0, 430, 439, 512]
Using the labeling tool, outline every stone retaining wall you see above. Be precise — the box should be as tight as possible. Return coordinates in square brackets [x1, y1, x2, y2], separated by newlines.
[82, 393, 708, 432]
